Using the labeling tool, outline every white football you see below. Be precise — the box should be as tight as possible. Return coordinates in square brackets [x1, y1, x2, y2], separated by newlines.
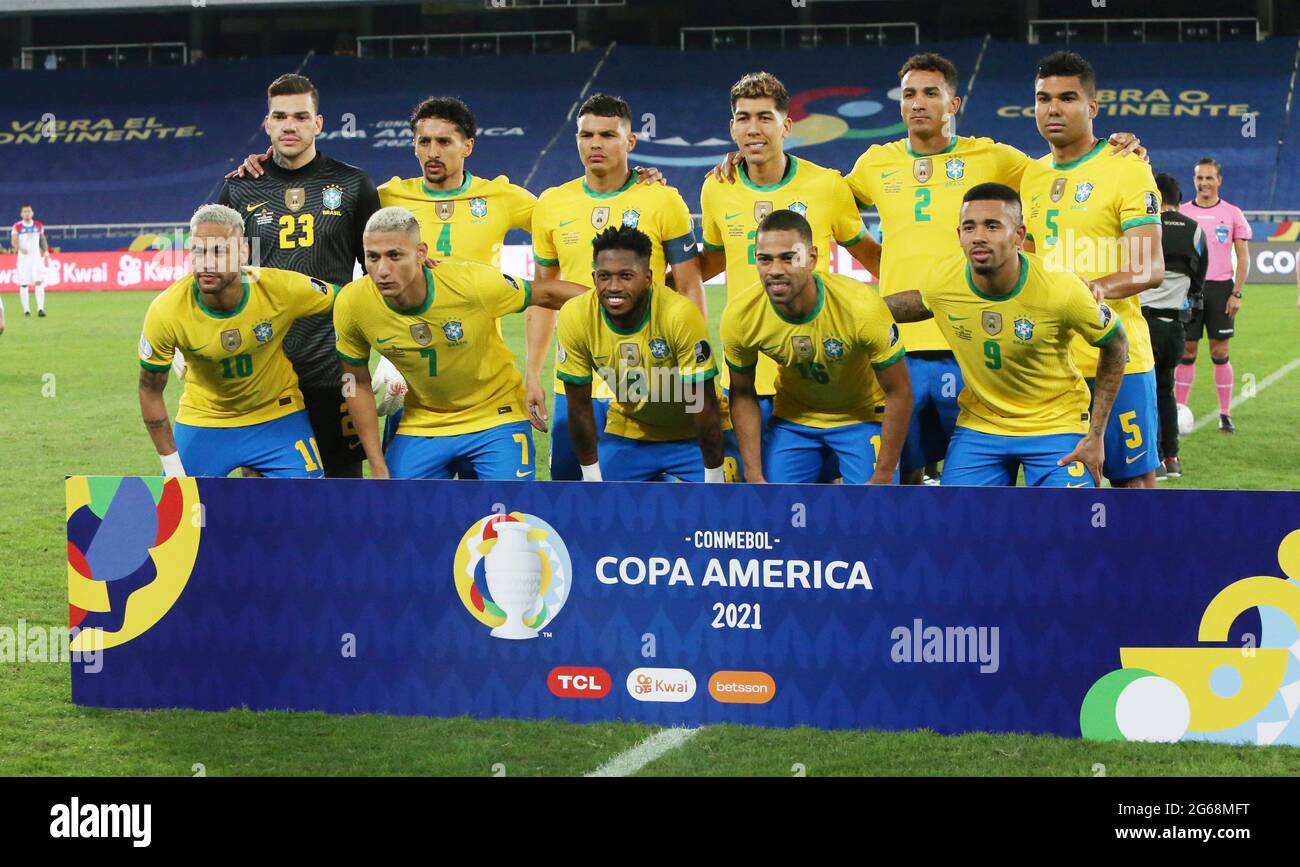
[1176, 403, 1194, 436]
[371, 356, 408, 417]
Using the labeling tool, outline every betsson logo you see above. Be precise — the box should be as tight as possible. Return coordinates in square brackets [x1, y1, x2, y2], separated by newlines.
[548, 666, 612, 699]
[708, 671, 777, 704]
[626, 667, 697, 702]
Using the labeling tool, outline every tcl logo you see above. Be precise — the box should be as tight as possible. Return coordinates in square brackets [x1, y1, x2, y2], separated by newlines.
[548, 666, 611, 699]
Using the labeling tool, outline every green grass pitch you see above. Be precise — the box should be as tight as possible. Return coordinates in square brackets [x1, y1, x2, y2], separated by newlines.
[1, 283, 1297, 776]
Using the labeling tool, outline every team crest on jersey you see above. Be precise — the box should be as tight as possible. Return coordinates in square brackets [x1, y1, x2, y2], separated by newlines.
[791, 335, 814, 360]
[253, 320, 273, 343]
[436, 202, 455, 221]
[410, 323, 433, 346]
[1074, 182, 1094, 204]
[221, 328, 242, 351]
[981, 311, 1002, 336]
[619, 342, 641, 366]
[945, 158, 965, 180]
[285, 188, 305, 212]
[913, 158, 933, 183]
[1146, 192, 1160, 216]
[822, 337, 845, 361]
[1013, 317, 1035, 342]
[591, 207, 610, 230]
[648, 337, 670, 359]
[322, 185, 343, 211]
[1050, 178, 1068, 203]
[1215, 224, 1230, 243]
[754, 201, 774, 223]
[442, 320, 465, 345]
[621, 209, 640, 229]
[470, 197, 488, 218]
[788, 201, 807, 218]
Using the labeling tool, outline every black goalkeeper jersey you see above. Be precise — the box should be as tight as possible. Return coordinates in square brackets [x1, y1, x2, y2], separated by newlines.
[218, 152, 379, 389]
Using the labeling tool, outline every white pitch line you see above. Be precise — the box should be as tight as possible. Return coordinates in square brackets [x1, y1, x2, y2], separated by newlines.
[585, 726, 700, 777]
[1187, 357, 1300, 434]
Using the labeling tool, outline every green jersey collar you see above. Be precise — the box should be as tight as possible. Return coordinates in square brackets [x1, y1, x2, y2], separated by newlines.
[601, 287, 653, 335]
[1052, 139, 1106, 171]
[582, 171, 637, 199]
[739, 154, 797, 192]
[904, 135, 959, 159]
[192, 272, 251, 319]
[770, 273, 825, 324]
[421, 171, 473, 198]
[384, 266, 435, 315]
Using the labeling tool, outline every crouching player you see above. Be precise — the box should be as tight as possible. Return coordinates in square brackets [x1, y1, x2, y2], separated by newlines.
[722, 209, 911, 484]
[137, 204, 340, 477]
[558, 226, 731, 482]
[335, 207, 587, 479]
[884, 184, 1127, 486]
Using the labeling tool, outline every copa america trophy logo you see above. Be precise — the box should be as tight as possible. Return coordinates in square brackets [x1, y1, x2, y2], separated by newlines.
[453, 512, 572, 640]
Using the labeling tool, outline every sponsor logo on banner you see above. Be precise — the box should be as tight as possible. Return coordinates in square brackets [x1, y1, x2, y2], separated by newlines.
[708, 671, 776, 704]
[627, 667, 697, 702]
[548, 666, 612, 699]
[453, 512, 572, 640]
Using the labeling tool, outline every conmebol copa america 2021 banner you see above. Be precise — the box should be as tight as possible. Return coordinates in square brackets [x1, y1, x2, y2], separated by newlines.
[66, 476, 1300, 745]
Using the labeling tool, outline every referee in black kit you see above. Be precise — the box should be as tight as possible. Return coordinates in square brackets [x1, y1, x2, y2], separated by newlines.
[1140, 173, 1206, 479]
[218, 73, 380, 477]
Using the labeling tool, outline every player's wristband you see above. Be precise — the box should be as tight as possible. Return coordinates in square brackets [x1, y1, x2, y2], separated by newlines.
[704, 465, 725, 484]
[580, 462, 602, 482]
[159, 451, 186, 477]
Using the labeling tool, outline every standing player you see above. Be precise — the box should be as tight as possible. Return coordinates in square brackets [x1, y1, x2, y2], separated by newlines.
[722, 210, 911, 485]
[1176, 157, 1251, 433]
[701, 72, 877, 443]
[884, 185, 1128, 487]
[12, 205, 50, 317]
[218, 73, 380, 478]
[558, 226, 728, 482]
[334, 207, 587, 480]
[846, 54, 1143, 485]
[525, 93, 706, 479]
[1021, 51, 1164, 488]
[137, 205, 340, 478]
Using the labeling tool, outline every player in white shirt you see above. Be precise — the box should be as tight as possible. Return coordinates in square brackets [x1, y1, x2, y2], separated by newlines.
[11, 205, 50, 317]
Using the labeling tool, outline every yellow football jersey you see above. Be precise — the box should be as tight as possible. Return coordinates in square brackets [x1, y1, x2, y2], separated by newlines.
[1022, 141, 1159, 376]
[377, 172, 535, 268]
[721, 272, 904, 428]
[847, 135, 1030, 352]
[533, 172, 698, 396]
[334, 262, 532, 436]
[556, 287, 719, 442]
[138, 267, 337, 427]
[701, 155, 867, 395]
[917, 251, 1123, 436]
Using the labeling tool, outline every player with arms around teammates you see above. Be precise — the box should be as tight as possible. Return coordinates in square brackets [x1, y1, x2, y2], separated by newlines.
[333, 207, 588, 481]
[137, 204, 342, 479]
[722, 210, 911, 485]
[1020, 51, 1164, 488]
[558, 226, 730, 483]
[885, 184, 1128, 487]
[218, 73, 380, 478]
[526, 93, 706, 480]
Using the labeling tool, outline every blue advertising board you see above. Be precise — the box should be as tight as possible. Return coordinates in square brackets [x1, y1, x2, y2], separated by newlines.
[68, 476, 1300, 745]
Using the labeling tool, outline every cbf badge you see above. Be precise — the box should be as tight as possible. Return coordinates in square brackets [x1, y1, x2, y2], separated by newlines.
[1050, 178, 1068, 203]
[913, 158, 933, 183]
[981, 311, 1002, 336]
[792, 335, 814, 360]
[621, 209, 640, 229]
[322, 185, 343, 211]
[285, 188, 305, 211]
[410, 323, 433, 346]
[470, 197, 488, 218]
[221, 328, 242, 351]
[591, 207, 610, 230]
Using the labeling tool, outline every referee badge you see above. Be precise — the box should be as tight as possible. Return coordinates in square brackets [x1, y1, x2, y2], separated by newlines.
[285, 188, 305, 212]
[436, 202, 455, 221]
[981, 311, 1002, 336]
[792, 335, 814, 360]
[913, 158, 932, 183]
[410, 323, 433, 346]
[1050, 178, 1067, 203]
[221, 328, 242, 351]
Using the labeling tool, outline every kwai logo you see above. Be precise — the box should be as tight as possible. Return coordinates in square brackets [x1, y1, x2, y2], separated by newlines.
[626, 667, 697, 702]
[453, 512, 571, 640]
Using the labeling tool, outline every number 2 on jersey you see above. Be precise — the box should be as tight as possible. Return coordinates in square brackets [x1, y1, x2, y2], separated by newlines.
[913, 188, 932, 223]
